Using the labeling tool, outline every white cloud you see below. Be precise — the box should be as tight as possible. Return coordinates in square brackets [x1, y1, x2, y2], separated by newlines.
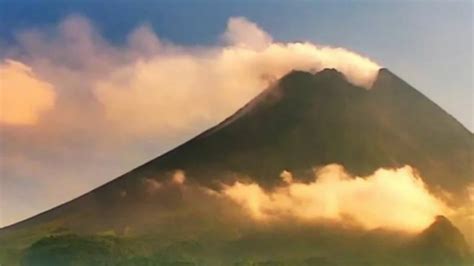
[222, 17, 273, 50]
[94, 17, 380, 136]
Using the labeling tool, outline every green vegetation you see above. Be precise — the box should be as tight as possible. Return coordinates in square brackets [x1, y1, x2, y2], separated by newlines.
[20, 234, 202, 266]
[22, 234, 118, 266]
[3, 221, 471, 266]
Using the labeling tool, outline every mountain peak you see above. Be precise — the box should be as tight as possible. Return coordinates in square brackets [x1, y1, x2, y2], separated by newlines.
[314, 68, 345, 77]
[277, 68, 356, 102]
[421, 216, 465, 241]
[371, 68, 401, 89]
[280, 68, 347, 84]
[413, 216, 472, 264]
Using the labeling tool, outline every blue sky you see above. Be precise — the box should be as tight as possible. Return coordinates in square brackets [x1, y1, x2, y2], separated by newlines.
[0, 0, 472, 226]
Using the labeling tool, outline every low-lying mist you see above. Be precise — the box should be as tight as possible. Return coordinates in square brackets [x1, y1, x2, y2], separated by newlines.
[217, 164, 449, 232]
[134, 164, 453, 235]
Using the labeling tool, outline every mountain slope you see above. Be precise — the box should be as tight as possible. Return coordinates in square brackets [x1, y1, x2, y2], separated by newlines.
[2, 68, 472, 232]
[409, 215, 472, 265]
[126, 68, 472, 191]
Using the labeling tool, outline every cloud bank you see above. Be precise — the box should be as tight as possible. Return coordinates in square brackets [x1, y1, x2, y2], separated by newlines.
[217, 165, 449, 232]
[133, 165, 454, 234]
[94, 17, 380, 135]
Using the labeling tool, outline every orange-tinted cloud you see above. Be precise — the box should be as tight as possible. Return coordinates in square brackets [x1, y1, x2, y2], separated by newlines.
[0, 59, 55, 125]
[449, 183, 474, 246]
[219, 165, 450, 232]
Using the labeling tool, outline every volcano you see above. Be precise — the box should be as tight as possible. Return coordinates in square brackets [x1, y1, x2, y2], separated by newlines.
[1, 68, 472, 265]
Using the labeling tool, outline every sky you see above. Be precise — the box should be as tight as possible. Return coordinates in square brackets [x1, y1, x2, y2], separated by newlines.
[0, 0, 472, 227]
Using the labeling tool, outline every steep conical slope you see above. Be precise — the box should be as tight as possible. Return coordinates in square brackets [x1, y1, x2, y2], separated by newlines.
[119, 68, 472, 191]
[2, 68, 472, 232]
[369, 69, 473, 191]
[128, 68, 473, 190]
[1, 68, 473, 266]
